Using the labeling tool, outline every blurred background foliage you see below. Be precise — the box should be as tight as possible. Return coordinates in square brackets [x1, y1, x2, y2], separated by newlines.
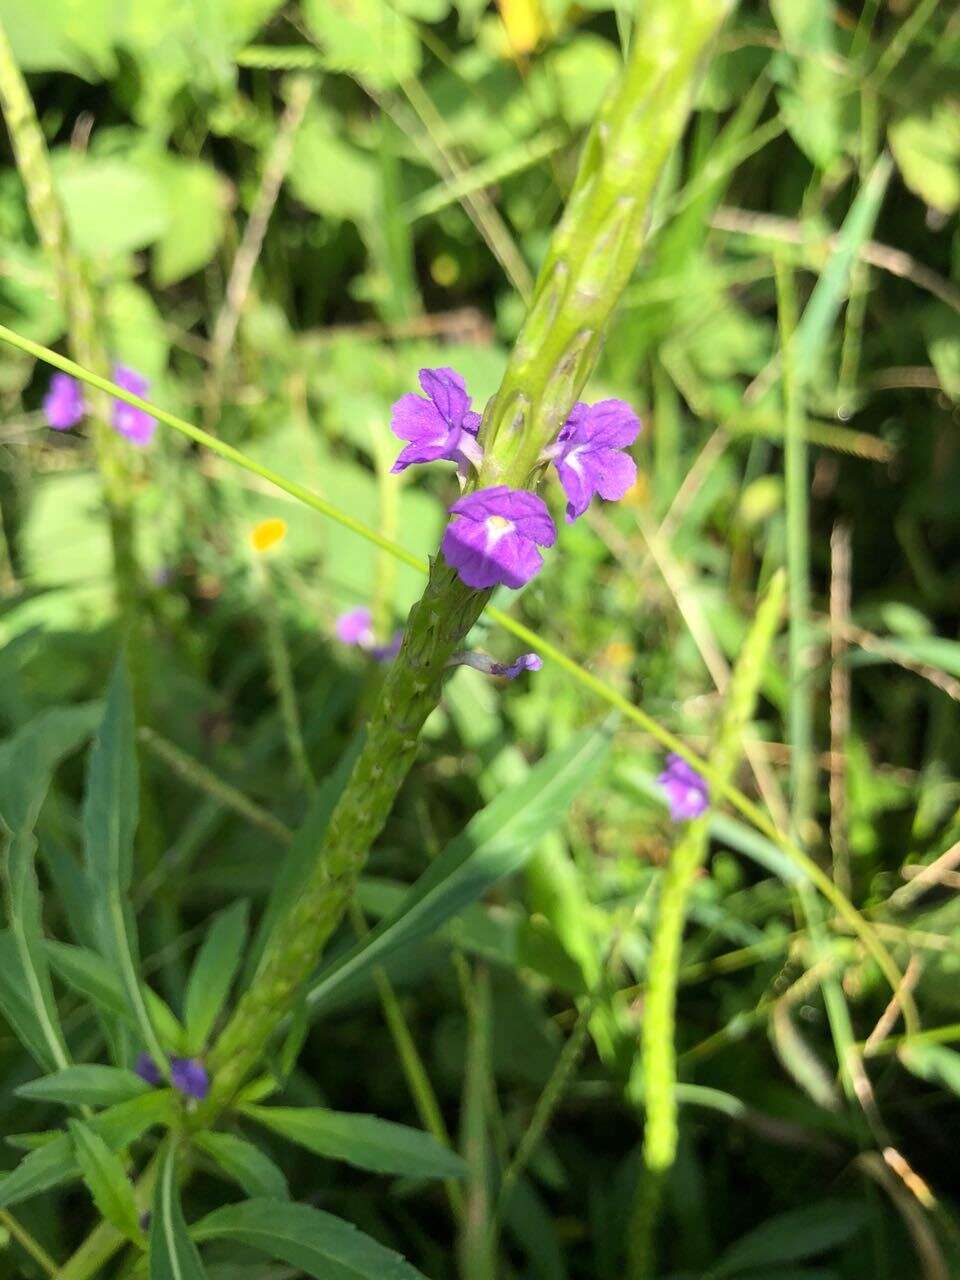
[1, 0, 960, 1277]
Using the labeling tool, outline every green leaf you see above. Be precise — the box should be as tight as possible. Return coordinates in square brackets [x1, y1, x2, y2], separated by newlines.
[150, 158, 226, 286]
[17, 1065, 151, 1108]
[103, 281, 171, 382]
[69, 1119, 144, 1245]
[890, 105, 960, 215]
[184, 901, 249, 1053]
[1, 835, 70, 1072]
[192, 1198, 426, 1280]
[83, 662, 166, 1068]
[241, 1104, 466, 1179]
[900, 1042, 960, 1096]
[193, 1131, 289, 1200]
[289, 109, 378, 224]
[150, 1145, 207, 1280]
[0, 931, 63, 1069]
[713, 1198, 869, 1276]
[55, 155, 168, 258]
[0, 704, 100, 833]
[302, 0, 420, 89]
[44, 939, 184, 1051]
[0, 1135, 75, 1211]
[307, 726, 612, 1010]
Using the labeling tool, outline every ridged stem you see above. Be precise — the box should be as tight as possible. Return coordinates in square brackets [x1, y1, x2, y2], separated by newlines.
[480, 0, 736, 488]
[201, 0, 735, 1122]
[628, 570, 786, 1278]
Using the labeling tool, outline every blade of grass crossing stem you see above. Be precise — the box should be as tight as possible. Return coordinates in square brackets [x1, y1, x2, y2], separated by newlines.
[0, 324, 916, 1027]
[628, 569, 786, 1279]
[777, 257, 862, 1105]
[83, 663, 167, 1073]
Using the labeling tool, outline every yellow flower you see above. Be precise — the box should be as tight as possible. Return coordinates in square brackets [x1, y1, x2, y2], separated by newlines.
[250, 517, 288, 554]
[497, 0, 545, 55]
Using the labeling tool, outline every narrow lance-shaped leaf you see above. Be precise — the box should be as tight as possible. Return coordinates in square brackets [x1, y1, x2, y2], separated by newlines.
[192, 1198, 427, 1280]
[69, 1118, 144, 1246]
[83, 661, 167, 1070]
[192, 1130, 289, 1201]
[3, 829, 70, 1070]
[308, 726, 611, 1012]
[0, 706, 98, 1074]
[150, 1144, 207, 1280]
[241, 1104, 466, 1180]
[17, 1064, 151, 1108]
[184, 900, 249, 1053]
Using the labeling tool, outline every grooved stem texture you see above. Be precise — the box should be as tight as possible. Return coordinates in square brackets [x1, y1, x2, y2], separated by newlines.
[204, 0, 735, 1122]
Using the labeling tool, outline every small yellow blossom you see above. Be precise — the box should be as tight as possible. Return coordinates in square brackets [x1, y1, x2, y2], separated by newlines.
[250, 517, 288, 554]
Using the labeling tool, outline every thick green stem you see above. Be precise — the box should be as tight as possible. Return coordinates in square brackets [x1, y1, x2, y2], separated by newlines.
[202, 563, 489, 1112]
[203, 0, 735, 1122]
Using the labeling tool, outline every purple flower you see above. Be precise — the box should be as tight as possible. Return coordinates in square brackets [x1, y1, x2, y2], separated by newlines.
[43, 373, 85, 430]
[657, 753, 709, 822]
[111, 365, 157, 446]
[442, 486, 556, 590]
[134, 1052, 162, 1087]
[497, 652, 542, 679]
[134, 1053, 210, 1101]
[336, 607, 375, 648]
[335, 608, 402, 663]
[170, 1057, 209, 1101]
[450, 650, 542, 680]
[548, 399, 641, 523]
[390, 367, 483, 474]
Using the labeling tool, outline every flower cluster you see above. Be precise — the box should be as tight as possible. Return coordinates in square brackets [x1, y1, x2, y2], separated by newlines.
[335, 607, 402, 662]
[43, 367, 157, 446]
[135, 1052, 209, 1101]
[389, 367, 641, 591]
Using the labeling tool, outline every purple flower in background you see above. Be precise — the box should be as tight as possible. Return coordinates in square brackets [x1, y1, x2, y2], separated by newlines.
[170, 1057, 209, 1101]
[390, 367, 483, 474]
[442, 486, 556, 590]
[134, 1052, 162, 1087]
[547, 399, 641, 523]
[657, 753, 709, 822]
[112, 365, 157, 446]
[335, 607, 402, 663]
[134, 1052, 209, 1101]
[336, 607, 376, 648]
[43, 373, 85, 430]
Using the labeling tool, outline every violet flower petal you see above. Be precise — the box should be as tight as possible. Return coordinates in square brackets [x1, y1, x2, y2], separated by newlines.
[336, 608, 375, 647]
[552, 398, 641, 523]
[170, 1057, 209, 1101]
[657, 752, 709, 822]
[390, 367, 483, 474]
[111, 365, 157, 446]
[43, 373, 85, 430]
[442, 486, 555, 590]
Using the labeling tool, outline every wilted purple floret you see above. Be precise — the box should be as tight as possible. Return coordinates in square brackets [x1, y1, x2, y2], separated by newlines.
[494, 653, 543, 679]
[657, 753, 709, 822]
[134, 1052, 209, 1100]
[550, 399, 641, 523]
[442, 486, 556, 589]
[170, 1057, 209, 1101]
[390, 367, 483, 474]
[134, 1052, 162, 1087]
[335, 608, 402, 663]
[43, 373, 85, 430]
[112, 365, 157, 446]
